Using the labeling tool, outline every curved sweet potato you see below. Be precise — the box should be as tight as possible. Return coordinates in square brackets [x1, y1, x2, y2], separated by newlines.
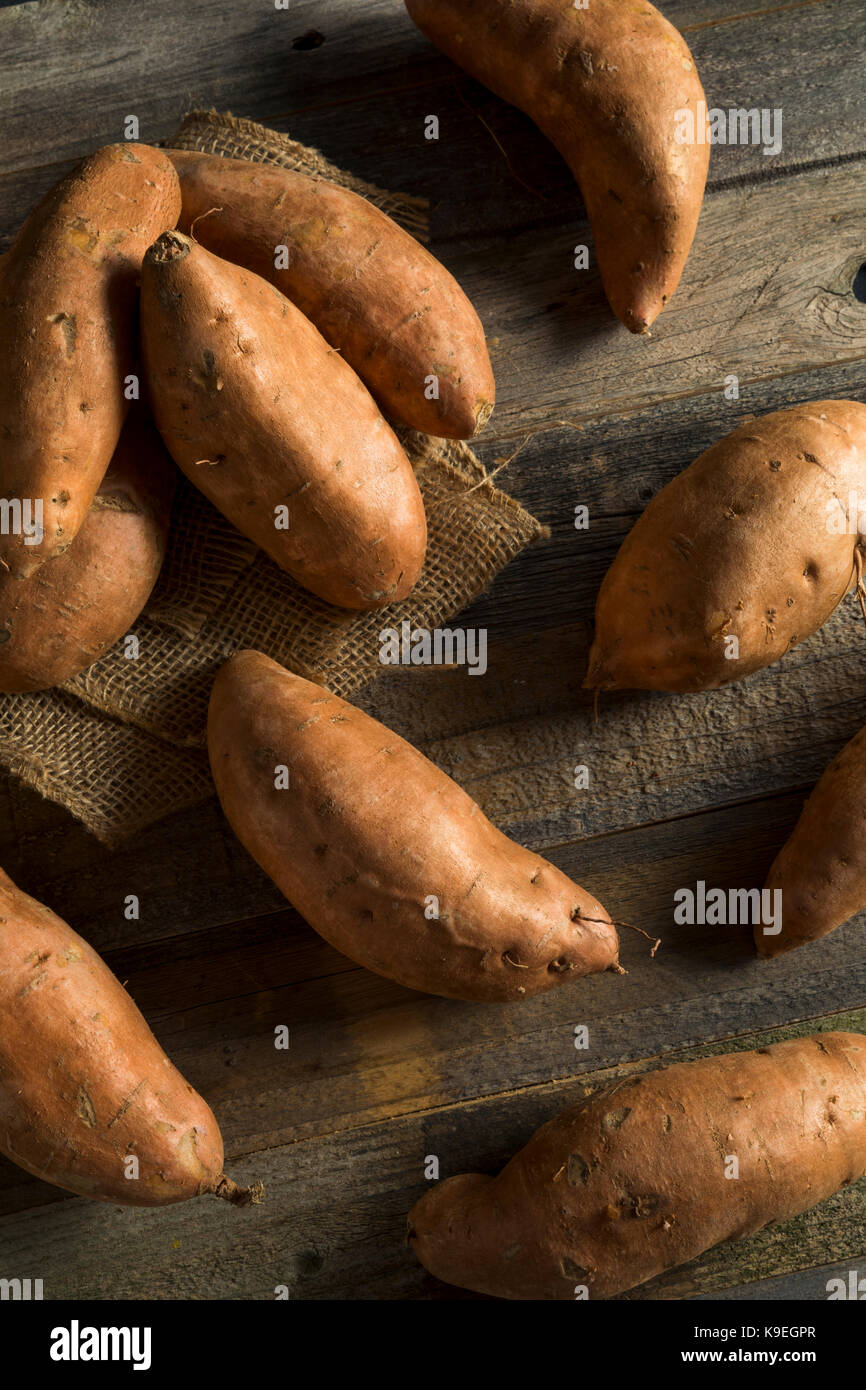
[168, 150, 495, 439]
[140, 232, 427, 610]
[0, 867, 258, 1206]
[0, 409, 174, 692]
[585, 402, 866, 693]
[759, 725, 866, 958]
[207, 650, 619, 1002]
[409, 1032, 866, 1299]
[404, 0, 708, 332]
[0, 144, 181, 577]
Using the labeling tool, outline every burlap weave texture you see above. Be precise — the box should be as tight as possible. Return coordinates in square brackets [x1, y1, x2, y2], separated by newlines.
[0, 111, 545, 845]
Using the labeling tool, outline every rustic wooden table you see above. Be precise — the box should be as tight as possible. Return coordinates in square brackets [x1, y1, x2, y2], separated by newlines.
[0, 0, 865, 1301]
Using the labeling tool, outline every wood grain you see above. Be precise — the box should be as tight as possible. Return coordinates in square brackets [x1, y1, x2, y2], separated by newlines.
[1, 1012, 863, 1298]
[1, 0, 864, 241]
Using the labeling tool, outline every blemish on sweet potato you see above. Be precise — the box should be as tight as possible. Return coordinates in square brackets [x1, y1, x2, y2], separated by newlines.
[566, 1152, 591, 1185]
[48, 312, 78, 356]
[18, 970, 48, 997]
[76, 1088, 97, 1128]
[603, 1106, 631, 1130]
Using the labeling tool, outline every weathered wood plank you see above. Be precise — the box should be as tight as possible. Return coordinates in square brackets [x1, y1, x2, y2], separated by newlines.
[694, 1256, 866, 1301]
[444, 161, 866, 441]
[1, 790, 863, 1222]
[467, 358, 866, 575]
[1, 1011, 862, 1298]
[0, 0, 863, 246]
[6, 587, 866, 953]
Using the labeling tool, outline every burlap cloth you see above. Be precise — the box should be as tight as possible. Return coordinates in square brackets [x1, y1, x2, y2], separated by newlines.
[0, 112, 545, 846]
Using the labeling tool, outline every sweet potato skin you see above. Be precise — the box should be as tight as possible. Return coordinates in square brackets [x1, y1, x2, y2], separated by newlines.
[207, 650, 619, 1002]
[168, 150, 495, 439]
[140, 232, 427, 610]
[0, 868, 225, 1205]
[409, 1032, 866, 1299]
[404, 0, 708, 332]
[0, 144, 181, 577]
[0, 410, 174, 692]
[760, 726, 866, 957]
[585, 402, 866, 693]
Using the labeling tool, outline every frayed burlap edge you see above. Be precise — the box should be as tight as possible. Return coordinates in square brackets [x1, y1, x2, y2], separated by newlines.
[0, 690, 213, 848]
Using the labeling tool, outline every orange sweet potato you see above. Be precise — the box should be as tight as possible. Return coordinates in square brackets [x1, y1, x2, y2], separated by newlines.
[585, 402, 866, 693]
[409, 1033, 866, 1299]
[0, 409, 174, 692]
[140, 231, 427, 610]
[0, 145, 181, 577]
[405, 0, 708, 332]
[207, 650, 619, 1002]
[168, 150, 495, 439]
[759, 724, 866, 957]
[0, 867, 259, 1206]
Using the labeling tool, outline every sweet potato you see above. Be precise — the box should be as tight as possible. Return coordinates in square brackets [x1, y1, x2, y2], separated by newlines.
[759, 725, 866, 957]
[0, 867, 259, 1206]
[0, 409, 174, 692]
[404, 0, 708, 333]
[168, 150, 495, 440]
[0, 144, 181, 578]
[585, 402, 866, 693]
[207, 650, 619, 1001]
[409, 1032, 866, 1299]
[140, 232, 427, 610]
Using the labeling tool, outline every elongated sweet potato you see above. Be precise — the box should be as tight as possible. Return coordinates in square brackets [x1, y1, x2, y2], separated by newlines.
[409, 1032, 866, 1299]
[759, 725, 866, 957]
[140, 232, 426, 610]
[404, 0, 708, 332]
[207, 650, 619, 1002]
[585, 402, 866, 693]
[168, 150, 495, 439]
[0, 409, 174, 692]
[0, 867, 259, 1206]
[0, 144, 181, 578]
